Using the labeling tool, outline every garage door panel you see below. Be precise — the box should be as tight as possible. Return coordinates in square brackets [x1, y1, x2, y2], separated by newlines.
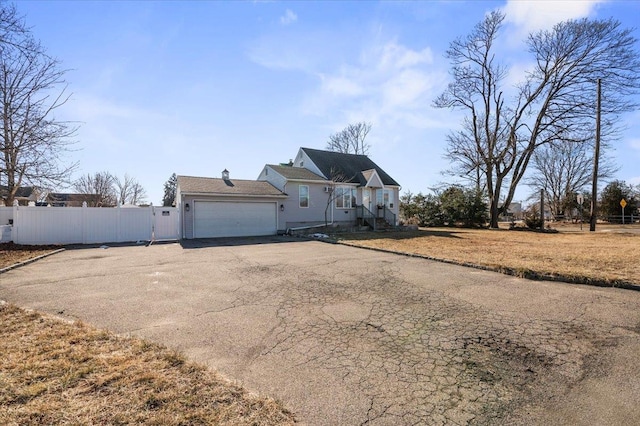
[194, 201, 276, 238]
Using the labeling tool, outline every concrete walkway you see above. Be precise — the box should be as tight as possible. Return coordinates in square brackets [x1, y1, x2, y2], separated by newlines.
[1, 238, 639, 425]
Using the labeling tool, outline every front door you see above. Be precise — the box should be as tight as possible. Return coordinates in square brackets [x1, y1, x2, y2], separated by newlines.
[363, 189, 371, 211]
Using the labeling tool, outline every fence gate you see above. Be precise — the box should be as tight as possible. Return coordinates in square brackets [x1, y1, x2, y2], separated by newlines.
[152, 207, 180, 241]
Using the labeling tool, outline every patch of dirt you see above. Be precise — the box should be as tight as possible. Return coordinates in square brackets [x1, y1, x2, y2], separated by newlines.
[0, 242, 61, 269]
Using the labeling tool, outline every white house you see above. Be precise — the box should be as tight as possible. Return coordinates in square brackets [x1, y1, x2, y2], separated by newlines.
[177, 147, 401, 238]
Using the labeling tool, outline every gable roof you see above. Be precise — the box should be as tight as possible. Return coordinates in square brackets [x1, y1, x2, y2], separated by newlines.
[177, 175, 285, 197]
[362, 169, 384, 188]
[301, 147, 400, 187]
[267, 164, 328, 181]
[0, 185, 35, 199]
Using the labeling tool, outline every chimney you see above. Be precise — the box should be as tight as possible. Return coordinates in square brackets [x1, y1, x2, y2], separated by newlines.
[222, 169, 230, 180]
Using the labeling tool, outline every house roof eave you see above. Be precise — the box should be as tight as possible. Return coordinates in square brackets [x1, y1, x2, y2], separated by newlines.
[180, 191, 288, 199]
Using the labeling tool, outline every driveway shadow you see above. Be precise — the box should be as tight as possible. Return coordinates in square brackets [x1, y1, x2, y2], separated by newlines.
[180, 235, 300, 249]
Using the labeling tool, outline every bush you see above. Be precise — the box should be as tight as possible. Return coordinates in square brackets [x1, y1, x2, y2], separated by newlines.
[524, 206, 544, 230]
[400, 186, 488, 228]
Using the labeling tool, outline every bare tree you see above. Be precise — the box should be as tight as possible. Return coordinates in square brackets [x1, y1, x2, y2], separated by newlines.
[326, 122, 372, 155]
[442, 118, 487, 193]
[324, 167, 355, 227]
[128, 181, 147, 206]
[0, 4, 29, 51]
[0, 4, 77, 206]
[434, 11, 640, 228]
[74, 171, 116, 207]
[527, 138, 617, 219]
[115, 173, 133, 205]
[114, 173, 147, 205]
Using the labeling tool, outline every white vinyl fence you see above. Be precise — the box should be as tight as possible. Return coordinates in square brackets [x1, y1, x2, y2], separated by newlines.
[0, 205, 180, 245]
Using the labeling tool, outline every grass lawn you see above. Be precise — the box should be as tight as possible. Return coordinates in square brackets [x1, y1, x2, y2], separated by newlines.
[335, 224, 640, 287]
[0, 303, 294, 425]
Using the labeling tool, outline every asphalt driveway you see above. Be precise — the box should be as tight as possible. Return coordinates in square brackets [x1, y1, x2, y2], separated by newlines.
[2, 238, 640, 425]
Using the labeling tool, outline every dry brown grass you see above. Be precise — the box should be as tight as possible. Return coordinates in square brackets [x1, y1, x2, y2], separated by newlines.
[0, 243, 61, 270]
[0, 303, 295, 425]
[336, 226, 640, 287]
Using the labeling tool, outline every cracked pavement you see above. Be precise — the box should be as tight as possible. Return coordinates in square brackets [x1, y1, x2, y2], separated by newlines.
[1, 238, 640, 425]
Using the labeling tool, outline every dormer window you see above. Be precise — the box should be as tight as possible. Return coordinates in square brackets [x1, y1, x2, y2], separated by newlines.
[222, 169, 230, 180]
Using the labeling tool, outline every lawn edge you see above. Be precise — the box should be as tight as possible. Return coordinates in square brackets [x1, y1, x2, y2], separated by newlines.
[0, 248, 66, 274]
[334, 240, 640, 292]
[0, 302, 297, 424]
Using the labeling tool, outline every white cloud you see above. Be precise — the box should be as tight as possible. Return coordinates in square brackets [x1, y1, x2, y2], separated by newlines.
[247, 29, 336, 72]
[628, 177, 640, 186]
[320, 74, 364, 97]
[502, 0, 606, 34]
[303, 39, 447, 130]
[376, 42, 433, 71]
[628, 138, 640, 151]
[249, 27, 457, 154]
[280, 9, 297, 25]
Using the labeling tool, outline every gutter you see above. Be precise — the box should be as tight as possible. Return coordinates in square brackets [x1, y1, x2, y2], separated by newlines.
[180, 192, 288, 199]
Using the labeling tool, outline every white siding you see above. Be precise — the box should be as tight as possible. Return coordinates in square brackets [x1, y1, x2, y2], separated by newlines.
[9, 205, 179, 245]
[257, 166, 287, 192]
[294, 149, 325, 179]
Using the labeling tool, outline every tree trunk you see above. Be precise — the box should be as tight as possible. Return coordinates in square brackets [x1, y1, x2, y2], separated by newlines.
[489, 197, 500, 228]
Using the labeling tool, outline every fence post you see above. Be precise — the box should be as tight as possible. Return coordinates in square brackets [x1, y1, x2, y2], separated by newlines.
[116, 203, 121, 242]
[12, 200, 19, 244]
[82, 201, 88, 244]
[150, 205, 155, 242]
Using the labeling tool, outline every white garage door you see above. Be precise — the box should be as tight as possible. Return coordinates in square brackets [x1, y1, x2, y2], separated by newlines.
[194, 201, 277, 238]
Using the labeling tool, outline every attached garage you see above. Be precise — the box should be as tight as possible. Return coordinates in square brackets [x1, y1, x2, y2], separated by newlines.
[177, 173, 286, 239]
[194, 201, 277, 238]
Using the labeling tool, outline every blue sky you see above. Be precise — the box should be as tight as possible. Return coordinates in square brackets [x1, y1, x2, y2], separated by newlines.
[16, 0, 640, 205]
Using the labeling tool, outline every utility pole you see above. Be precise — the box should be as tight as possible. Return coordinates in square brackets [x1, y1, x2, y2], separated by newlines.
[590, 79, 601, 232]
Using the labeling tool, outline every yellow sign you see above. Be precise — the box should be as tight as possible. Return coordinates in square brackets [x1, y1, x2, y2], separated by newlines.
[620, 198, 627, 208]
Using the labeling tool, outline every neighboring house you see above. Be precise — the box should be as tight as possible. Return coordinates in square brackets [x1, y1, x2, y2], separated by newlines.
[0, 185, 38, 206]
[46, 193, 101, 207]
[178, 147, 401, 239]
[504, 202, 523, 220]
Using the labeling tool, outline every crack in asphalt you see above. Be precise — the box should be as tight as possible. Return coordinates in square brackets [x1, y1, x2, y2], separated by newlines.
[210, 259, 634, 425]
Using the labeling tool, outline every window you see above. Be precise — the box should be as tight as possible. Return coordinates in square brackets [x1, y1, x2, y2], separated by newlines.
[299, 185, 309, 208]
[376, 189, 394, 207]
[335, 187, 356, 209]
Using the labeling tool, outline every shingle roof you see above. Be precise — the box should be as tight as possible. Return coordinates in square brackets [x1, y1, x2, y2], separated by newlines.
[267, 164, 328, 181]
[301, 148, 400, 187]
[47, 193, 92, 202]
[0, 185, 34, 199]
[177, 175, 285, 197]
